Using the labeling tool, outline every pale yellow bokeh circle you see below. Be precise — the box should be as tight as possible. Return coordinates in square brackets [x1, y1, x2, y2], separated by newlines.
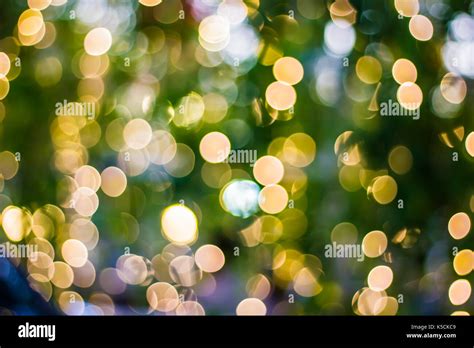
[51, 261, 74, 288]
[236, 298, 267, 315]
[465, 132, 474, 157]
[176, 301, 205, 315]
[163, 143, 195, 178]
[100, 166, 127, 197]
[195, 244, 225, 273]
[58, 291, 85, 315]
[199, 132, 231, 163]
[18, 9, 44, 36]
[28, 0, 52, 10]
[253, 155, 284, 186]
[75, 165, 101, 192]
[283, 133, 316, 168]
[448, 212, 470, 240]
[362, 230, 388, 258]
[147, 130, 177, 165]
[354, 287, 387, 316]
[146, 282, 179, 312]
[123, 118, 152, 150]
[139, 0, 162, 6]
[370, 175, 398, 205]
[449, 279, 471, 306]
[0, 53, 11, 79]
[397, 82, 423, 110]
[392, 58, 417, 84]
[0, 78, 10, 100]
[2, 206, 32, 242]
[374, 296, 399, 315]
[246, 274, 271, 300]
[409, 15, 433, 41]
[293, 267, 322, 297]
[273, 57, 304, 85]
[440, 73, 467, 104]
[0, 151, 19, 180]
[265, 81, 296, 111]
[203, 93, 228, 123]
[62, 239, 88, 268]
[258, 184, 288, 214]
[368, 265, 393, 291]
[84, 28, 112, 56]
[394, 0, 419, 17]
[388, 145, 413, 175]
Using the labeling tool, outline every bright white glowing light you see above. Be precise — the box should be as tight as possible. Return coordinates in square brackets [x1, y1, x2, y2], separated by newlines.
[324, 20, 356, 56]
[221, 180, 260, 218]
[442, 13, 474, 79]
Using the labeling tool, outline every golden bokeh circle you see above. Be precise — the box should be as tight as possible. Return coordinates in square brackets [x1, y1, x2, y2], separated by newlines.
[283, 133, 316, 168]
[448, 212, 471, 240]
[449, 279, 471, 306]
[146, 282, 179, 312]
[362, 230, 388, 258]
[409, 15, 434, 41]
[388, 145, 413, 175]
[394, 0, 419, 17]
[236, 298, 267, 315]
[370, 175, 398, 205]
[84, 28, 112, 56]
[199, 132, 231, 163]
[356, 56, 382, 84]
[367, 265, 393, 291]
[273, 56, 304, 85]
[100, 166, 127, 197]
[440, 73, 467, 104]
[265, 81, 296, 111]
[258, 184, 288, 214]
[397, 82, 423, 110]
[253, 155, 284, 186]
[453, 249, 473, 276]
[2, 206, 32, 242]
[62, 239, 88, 268]
[392, 58, 417, 84]
[195, 244, 225, 273]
